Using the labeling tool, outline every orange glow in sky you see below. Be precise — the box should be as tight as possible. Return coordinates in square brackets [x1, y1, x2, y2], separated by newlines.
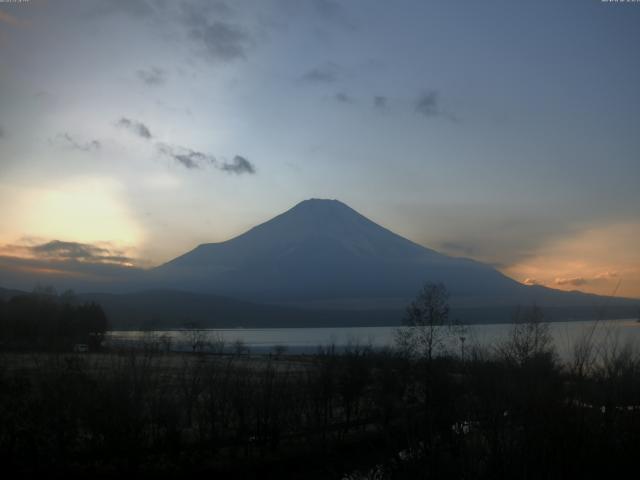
[502, 223, 640, 299]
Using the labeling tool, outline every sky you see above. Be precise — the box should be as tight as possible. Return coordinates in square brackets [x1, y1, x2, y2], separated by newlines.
[0, 0, 639, 298]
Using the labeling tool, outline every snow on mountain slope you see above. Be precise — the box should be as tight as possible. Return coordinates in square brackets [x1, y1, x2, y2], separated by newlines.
[151, 199, 521, 304]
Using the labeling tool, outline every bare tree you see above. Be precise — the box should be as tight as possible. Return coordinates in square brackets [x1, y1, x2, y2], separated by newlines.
[395, 282, 455, 361]
[497, 304, 555, 366]
[181, 322, 209, 353]
[210, 331, 226, 355]
[272, 344, 288, 358]
[158, 333, 173, 353]
[232, 338, 249, 356]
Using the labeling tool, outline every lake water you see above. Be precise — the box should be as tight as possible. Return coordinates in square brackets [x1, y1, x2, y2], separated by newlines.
[108, 318, 640, 360]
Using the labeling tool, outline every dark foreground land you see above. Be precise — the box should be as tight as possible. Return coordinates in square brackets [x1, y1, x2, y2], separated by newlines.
[1, 331, 640, 479]
[1, 290, 640, 478]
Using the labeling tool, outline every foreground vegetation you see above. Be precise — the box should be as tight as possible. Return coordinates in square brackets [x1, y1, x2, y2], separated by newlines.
[1, 328, 639, 478]
[1, 286, 639, 478]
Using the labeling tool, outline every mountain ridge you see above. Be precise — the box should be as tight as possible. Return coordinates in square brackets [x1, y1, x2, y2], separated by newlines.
[149, 199, 621, 310]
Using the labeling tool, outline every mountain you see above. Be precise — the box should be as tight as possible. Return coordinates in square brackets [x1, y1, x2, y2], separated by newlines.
[150, 199, 514, 304]
[149, 199, 634, 312]
[2, 199, 636, 327]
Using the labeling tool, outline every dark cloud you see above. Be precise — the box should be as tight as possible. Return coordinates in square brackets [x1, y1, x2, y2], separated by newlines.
[0, 240, 134, 266]
[157, 143, 214, 170]
[415, 91, 439, 117]
[114, 117, 255, 174]
[157, 143, 255, 174]
[31, 241, 132, 265]
[137, 66, 166, 86]
[221, 155, 255, 174]
[117, 117, 152, 139]
[298, 64, 339, 84]
[0, 240, 145, 289]
[373, 96, 387, 109]
[87, 2, 253, 64]
[334, 92, 353, 103]
[415, 90, 459, 122]
[181, 3, 250, 63]
[311, 0, 355, 30]
[54, 133, 101, 152]
[191, 21, 249, 61]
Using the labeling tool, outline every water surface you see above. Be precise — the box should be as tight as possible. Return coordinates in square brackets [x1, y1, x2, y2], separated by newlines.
[108, 319, 640, 360]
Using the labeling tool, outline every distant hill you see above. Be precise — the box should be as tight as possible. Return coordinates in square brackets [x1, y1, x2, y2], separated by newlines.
[77, 290, 640, 329]
[1, 286, 636, 329]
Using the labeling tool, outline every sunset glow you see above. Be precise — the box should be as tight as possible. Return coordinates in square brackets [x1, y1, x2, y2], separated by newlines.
[0, 0, 638, 300]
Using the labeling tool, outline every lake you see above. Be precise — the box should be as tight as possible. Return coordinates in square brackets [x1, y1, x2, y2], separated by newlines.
[108, 318, 640, 360]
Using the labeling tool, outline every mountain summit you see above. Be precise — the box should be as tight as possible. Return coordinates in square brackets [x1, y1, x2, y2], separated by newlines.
[151, 199, 522, 306]
[175, 198, 436, 262]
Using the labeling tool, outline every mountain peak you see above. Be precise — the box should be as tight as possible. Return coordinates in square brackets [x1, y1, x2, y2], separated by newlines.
[292, 198, 349, 211]
[299, 198, 341, 204]
[272, 198, 380, 233]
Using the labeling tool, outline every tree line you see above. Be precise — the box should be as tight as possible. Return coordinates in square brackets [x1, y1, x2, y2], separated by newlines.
[0, 286, 109, 351]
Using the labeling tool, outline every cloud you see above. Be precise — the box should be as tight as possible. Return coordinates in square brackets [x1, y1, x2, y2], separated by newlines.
[137, 66, 166, 86]
[157, 143, 255, 174]
[54, 133, 101, 152]
[114, 117, 255, 174]
[415, 90, 459, 122]
[501, 222, 640, 298]
[0, 240, 135, 267]
[181, 3, 250, 63]
[415, 91, 439, 117]
[555, 272, 619, 288]
[334, 92, 353, 103]
[523, 278, 544, 286]
[157, 143, 214, 170]
[0, 125, 4, 139]
[554, 276, 589, 287]
[298, 64, 339, 84]
[84, 2, 253, 64]
[373, 96, 387, 109]
[221, 155, 255, 174]
[117, 117, 152, 139]
[595, 271, 619, 280]
[85, 0, 253, 61]
[191, 21, 249, 61]
[311, 0, 355, 30]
